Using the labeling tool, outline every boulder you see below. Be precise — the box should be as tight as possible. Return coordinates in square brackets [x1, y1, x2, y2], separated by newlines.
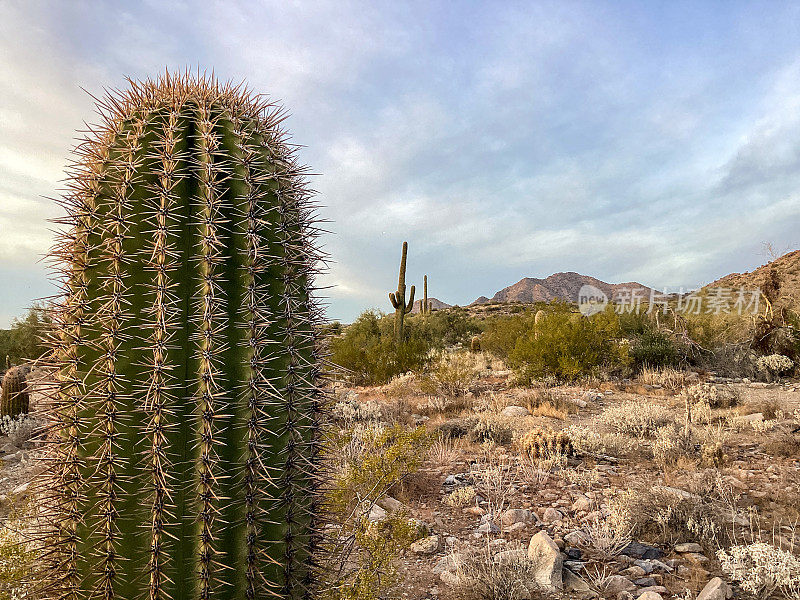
[697, 577, 733, 600]
[563, 568, 590, 592]
[501, 405, 530, 417]
[603, 575, 636, 596]
[501, 508, 533, 526]
[542, 507, 563, 523]
[410, 535, 442, 555]
[377, 495, 403, 512]
[637, 592, 663, 600]
[674, 542, 703, 553]
[527, 531, 563, 591]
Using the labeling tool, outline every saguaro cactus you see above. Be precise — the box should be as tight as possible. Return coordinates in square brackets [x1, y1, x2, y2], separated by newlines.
[419, 275, 432, 315]
[389, 241, 415, 342]
[42, 72, 325, 600]
[1, 366, 30, 418]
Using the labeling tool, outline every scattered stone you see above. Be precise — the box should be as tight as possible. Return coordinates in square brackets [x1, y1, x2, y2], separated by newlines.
[410, 535, 441, 555]
[653, 486, 700, 501]
[634, 577, 657, 587]
[603, 575, 636, 596]
[377, 496, 402, 512]
[501, 508, 533, 526]
[542, 507, 563, 523]
[697, 577, 733, 600]
[749, 382, 768, 388]
[476, 521, 500, 534]
[506, 522, 527, 532]
[571, 496, 592, 512]
[432, 554, 463, 574]
[572, 398, 588, 409]
[563, 568, 590, 592]
[564, 560, 586, 572]
[527, 531, 563, 591]
[620, 541, 664, 560]
[674, 542, 703, 553]
[501, 405, 530, 417]
[622, 566, 646, 578]
[11, 482, 29, 497]
[637, 586, 668, 597]
[565, 547, 582, 560]
[685, 552, 709, 564]
[734, 412, 763, 422]
[443, 474, 470, 487]
[637, 592, 663, 600]
[564, 529, 588, 546]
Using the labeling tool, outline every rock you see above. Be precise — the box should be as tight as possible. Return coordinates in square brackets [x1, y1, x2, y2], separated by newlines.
[697, 577, 733, 600]
[527, 531, 563, 591]
[637, 587, 668, 597]
[734, 412, 763, 422]
[564, 529, 589, 546]
[465, 505, 485, 516]
[603, 575, 636, 596]
[564, 560, 586, 572]
[501, 508, 533, 526]
[506, 522, 526, 532]
[377, 496, 402, 512]
[653, 486, 700, 501]
[620, 541, 664, 559]
[674, 542, 703, 553]
[443, 473, 470, 487]
[749, 382, 768, 388]
[565, 547, 582, 559]
[11, 482, 29, 497]
[410, 535, 441, 555]
[572, 399, 588, 409]
[622, 566, 646, 578]
[685, 552, 709, 564]
[432, 554, 463, 574]
[542, 507, 563, 523]
[563, 568, 590, 592]
[476, 521, 499, 534]
[637, 592, 663, 600]
[571, 496, 592, 512]
[439, 570, 459, 586]
[617, 593, 634, 600]
[634, 577, 657, 586]
[501, 405, 530, 417]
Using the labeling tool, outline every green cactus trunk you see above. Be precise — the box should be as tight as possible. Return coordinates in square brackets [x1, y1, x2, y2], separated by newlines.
[389, 241, 415, 343]
[44, 73, 324, 600]
[421, 275, 431, 315]
[1, 366, 30, 418]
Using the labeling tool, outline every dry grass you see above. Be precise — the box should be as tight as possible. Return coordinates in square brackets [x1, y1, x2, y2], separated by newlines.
[638, 366, 688, 391]
[449, 543, 548, 600]
[600, 400, 675, 438]
[520, 387, 578, 420]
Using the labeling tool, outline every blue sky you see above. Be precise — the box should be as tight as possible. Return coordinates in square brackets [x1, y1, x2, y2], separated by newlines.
[2, 1, 800, 326]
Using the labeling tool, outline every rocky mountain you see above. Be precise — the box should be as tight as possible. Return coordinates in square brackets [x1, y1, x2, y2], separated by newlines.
[703, 250, 800, 309]
[410, 297, 452, 314]
[472, 272, 654, 305]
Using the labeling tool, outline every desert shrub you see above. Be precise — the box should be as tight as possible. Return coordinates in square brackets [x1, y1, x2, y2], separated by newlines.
[508, 308, 630, 383]
[481, 312, 538, 360]
[0, 525, 31, 600]
[0, 304, 52, 366]
[610, 477, 737, 549]
[330, 310, 431, 385]
[755, 353, 794, 381]
[637, 366, 687, 391]
[434, 416, 479, 439]
[330, 391, 384, 425]
[411, 306, 482, 348]
[717, 543, 800, 599]
[630, 329, 679, 370]
[450, 544, 547, 600]
[419, 351, 478, 398]
[470, 419, 513, 446]
[652, 423, 696, 469]
[562, 425, 636, 458]
[520, 388, 578, 419]
[600, 401, 674, 437]
[684, 383, 738, 409]
[322, 512, 424, 600]
[445, 485, 477, 507]
[761, 432, 800, 457]
[328, 423, 430, 515]
[0, 414, 40, 448]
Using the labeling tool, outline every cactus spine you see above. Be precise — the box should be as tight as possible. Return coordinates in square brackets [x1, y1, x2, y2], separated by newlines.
[1, 366, 29, 418]
[42, 72, 325, 600]
[389, 241, 415, 342]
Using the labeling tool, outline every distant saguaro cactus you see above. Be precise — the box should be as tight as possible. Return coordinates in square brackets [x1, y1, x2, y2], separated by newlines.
[420, 275, 432, 315]
[40, 72, 326, 600]
[1, 365, 29, 418]
[389, 241, 415, 342]
[534, 309, 546, 339]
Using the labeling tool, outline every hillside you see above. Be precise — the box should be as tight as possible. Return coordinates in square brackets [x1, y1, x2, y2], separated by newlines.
[472, 272, 654, 305]
[410, 297, 452, 314]
[704, 250, 800, 309]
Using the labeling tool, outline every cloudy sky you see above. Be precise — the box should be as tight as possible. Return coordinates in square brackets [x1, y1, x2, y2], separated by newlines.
[2, 1, 800, 326]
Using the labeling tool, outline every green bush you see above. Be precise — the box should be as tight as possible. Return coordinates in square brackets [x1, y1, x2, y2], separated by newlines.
[508, 309, 629, 383]
[330, 310, 430, 385]
[630, 329, 678, 370]
[0, 304, 51, 366]
[410, 306, 482, 348]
